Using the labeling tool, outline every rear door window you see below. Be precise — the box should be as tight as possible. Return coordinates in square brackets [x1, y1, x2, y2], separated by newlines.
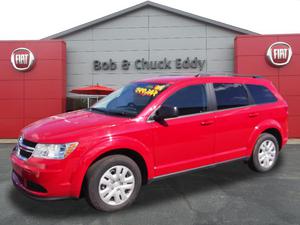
[213, 83, 249, 110]
[246, 84, 277, 104]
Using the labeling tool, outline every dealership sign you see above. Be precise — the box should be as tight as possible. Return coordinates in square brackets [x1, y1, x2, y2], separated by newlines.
[266, 42, 292, 67]
[93, 57, 206, 71]
[10, 48, 35, 72]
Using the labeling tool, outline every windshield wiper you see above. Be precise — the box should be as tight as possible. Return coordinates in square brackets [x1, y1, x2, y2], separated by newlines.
[106, 110, 136, 118]
[88, 107, 108, 114]
[88, 108, 136, 118]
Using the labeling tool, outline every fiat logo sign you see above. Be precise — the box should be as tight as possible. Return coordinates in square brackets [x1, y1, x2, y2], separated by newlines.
[266, 42, 292, 67]
[10, 48, 35, 72]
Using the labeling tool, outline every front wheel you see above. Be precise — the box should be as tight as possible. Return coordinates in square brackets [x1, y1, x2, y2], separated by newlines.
[248, 133, 279, 172]
[85, 155, 142, 211]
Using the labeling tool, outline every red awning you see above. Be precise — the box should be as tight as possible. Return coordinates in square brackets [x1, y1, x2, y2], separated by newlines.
[70, 85, 114, 95]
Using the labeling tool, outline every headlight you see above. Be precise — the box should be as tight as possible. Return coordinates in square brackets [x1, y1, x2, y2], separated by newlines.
[32, 142, 78, 159]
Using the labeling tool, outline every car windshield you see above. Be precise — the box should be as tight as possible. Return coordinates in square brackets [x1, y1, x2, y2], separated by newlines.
[90, 82, 169, 118]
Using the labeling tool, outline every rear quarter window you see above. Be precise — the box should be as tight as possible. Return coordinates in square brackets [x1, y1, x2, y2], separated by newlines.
[246, 84, 277, 104]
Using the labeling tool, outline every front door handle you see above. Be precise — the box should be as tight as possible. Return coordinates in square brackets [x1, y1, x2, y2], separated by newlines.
[200, 120, 214, 126]
[249, 112, 259, 118]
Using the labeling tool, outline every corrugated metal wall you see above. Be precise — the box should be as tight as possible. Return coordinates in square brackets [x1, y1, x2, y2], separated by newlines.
[60, 7, 240, 96]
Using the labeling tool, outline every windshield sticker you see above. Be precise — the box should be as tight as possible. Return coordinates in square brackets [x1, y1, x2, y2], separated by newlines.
[135, 85, 167, 97]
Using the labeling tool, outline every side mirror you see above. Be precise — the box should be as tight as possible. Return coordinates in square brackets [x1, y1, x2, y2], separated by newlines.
[153, 105, 179, 122]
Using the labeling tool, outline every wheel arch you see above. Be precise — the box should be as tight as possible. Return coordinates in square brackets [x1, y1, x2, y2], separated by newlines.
[247, 119, 284, 156]
[262, 128, 282, 149]
[91, 148, 149, 185]
[71, 137, 154, 198]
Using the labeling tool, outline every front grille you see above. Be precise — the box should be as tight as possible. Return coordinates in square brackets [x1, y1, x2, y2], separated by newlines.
[19, 147, 33, 158]
[22, 139, 36, 148]
[17, 138, 36, 160]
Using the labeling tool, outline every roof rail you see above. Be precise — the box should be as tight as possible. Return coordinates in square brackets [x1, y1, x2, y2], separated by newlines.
[251, 75, 264, 78]
[194, 73, 264, 78]
[159, 74, 186, 77]
[234, 75, 264, 79]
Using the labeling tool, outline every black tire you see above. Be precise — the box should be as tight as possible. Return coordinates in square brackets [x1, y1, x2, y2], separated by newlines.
[85, 155, 142, 212]
[248, 133, 279, 172]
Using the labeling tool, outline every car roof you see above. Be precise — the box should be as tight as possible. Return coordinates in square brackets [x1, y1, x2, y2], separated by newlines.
[137, 75, 271, 85]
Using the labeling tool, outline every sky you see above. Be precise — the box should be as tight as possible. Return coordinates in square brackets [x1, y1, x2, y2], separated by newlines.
[1, 0, 300, 40]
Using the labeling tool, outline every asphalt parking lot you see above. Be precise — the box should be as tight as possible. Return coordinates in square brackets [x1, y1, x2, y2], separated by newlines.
[0, 144, 300, 225]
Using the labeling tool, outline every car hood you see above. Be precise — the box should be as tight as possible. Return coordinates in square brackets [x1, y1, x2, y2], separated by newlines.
[22, 110, 131, 143]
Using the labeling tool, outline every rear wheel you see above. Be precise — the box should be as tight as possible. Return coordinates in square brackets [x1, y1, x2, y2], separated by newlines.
[85, 155, 142, 211]
[249, 133, 279, 172]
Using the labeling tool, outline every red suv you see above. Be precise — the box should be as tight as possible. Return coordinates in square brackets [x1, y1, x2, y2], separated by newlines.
[11, 75, 288, 211]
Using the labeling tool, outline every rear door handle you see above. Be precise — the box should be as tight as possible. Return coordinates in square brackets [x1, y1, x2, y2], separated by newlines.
[200, 120, 214, 126]
[249, 112, 259, 118]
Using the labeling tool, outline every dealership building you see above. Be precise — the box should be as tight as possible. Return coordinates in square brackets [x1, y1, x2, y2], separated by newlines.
[0, 1, 299, 138]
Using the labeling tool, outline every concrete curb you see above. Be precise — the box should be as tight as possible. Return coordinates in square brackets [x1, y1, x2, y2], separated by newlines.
[287, 139, 300, 144]
[0, 139, 300, 144]
[0, 139, 17, 144]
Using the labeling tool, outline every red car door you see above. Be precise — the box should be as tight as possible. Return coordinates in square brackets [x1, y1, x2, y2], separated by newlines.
[212, 83, 253, 163]
[151, 84, 215, 177]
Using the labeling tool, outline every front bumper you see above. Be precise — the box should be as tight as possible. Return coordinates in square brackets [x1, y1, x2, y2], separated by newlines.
[10, 151, 77, 199]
